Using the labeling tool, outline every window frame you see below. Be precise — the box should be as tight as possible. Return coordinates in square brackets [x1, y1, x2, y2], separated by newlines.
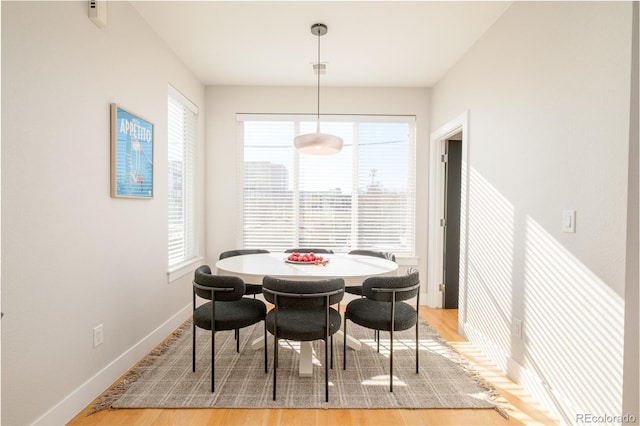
[237, 113, 416, 257]
[167, 85, 199, 278]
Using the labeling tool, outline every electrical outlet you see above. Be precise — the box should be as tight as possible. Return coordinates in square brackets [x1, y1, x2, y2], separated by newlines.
[513, 318, 523, 339]
[93, 324, 104, 347]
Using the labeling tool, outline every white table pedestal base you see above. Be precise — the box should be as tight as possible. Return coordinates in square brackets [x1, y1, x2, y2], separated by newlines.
[251, 329, 361, 376]
[298, 342, 314, 377]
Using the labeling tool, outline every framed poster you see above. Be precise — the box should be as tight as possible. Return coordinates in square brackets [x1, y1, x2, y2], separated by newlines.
[110, 104, 154, 198]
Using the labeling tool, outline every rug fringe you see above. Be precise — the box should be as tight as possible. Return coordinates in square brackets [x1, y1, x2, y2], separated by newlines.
[87, 320, 191, 415]
[495, 404, 511, 419]
[429, 332, 513, 417]
[431, 333, 498, 396]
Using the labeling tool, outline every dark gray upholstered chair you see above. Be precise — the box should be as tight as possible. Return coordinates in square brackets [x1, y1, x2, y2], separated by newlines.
[219, 249, 270, 297]
[345, 250, 397, 297]
[262, 276, 345, 402]
[193, 265, 267, 392]
[284, 248, 334, 254]
[343, 268, 420, 392]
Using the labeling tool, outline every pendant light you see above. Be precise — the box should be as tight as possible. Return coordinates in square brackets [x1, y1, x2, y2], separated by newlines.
[294, 23, 343, 155]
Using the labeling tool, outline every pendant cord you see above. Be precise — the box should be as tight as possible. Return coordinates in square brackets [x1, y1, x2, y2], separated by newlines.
[316, 28, 321, 125]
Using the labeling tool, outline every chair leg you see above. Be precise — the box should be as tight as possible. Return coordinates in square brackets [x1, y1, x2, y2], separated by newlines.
[343, 317, 347, 370]
[192, 322, 196, 372]
[273, 334, 278, 401]
[211, 328, 216, 392]
[415, 318, 419, 374]
[390, 328, 394, 393]
[236, 329, 240, 353]
[264, 321, 268, 373]
[377, 330, 380, 353]
[325, 337, 329, 402]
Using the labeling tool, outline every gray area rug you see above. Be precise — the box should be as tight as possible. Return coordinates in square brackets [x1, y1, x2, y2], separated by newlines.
[93, 318, 497, 411]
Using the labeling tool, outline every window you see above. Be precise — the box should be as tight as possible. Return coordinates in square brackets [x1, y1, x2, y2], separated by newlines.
[168, 87, 197, 267]
[237, 114, 416, 257]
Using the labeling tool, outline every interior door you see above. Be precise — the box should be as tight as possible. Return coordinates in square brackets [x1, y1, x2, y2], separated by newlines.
[442, 138, 462, 309]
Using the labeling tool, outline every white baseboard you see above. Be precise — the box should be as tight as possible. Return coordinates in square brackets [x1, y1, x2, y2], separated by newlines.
[31, 305, 192, 426]
[461, 320, 565, 423]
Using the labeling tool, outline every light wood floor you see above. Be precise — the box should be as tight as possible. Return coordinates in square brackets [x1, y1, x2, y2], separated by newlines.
[68, 307, 557, 425]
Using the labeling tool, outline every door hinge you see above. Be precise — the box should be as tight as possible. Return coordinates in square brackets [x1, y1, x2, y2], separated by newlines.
[441, 154, 448, 163]
[439, 283, 445, 292]
[440, 218, 446, 227]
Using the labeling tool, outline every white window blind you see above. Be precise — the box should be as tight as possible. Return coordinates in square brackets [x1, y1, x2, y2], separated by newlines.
[238, 115, 416, 257]
[168, 87, 197, 267]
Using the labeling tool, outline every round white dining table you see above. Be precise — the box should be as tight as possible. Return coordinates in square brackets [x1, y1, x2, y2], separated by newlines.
[215, 251, 398, 282]
[215, 252, 398, 376]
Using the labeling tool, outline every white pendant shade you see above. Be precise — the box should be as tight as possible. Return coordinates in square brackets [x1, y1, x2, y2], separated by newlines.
[294, 131, 344, 155]
[294, 23, 342, 155]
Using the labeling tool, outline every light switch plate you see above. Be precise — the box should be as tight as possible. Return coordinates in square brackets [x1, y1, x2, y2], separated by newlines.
[562, 210, 576, 233]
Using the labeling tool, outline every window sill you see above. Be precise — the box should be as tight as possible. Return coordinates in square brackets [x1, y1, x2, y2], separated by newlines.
[167, 256, 203, 283]
[396, 256, 419, 266]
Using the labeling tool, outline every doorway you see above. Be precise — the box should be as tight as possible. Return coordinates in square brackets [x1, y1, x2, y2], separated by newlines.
[427, 111, 468, 317]
[442, 136, 462, 308]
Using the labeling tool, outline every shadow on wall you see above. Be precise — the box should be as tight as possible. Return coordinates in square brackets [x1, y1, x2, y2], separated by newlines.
[522, 218, 623, 423]
[463, 167, 516, 360]
[460, 167, 624, 423]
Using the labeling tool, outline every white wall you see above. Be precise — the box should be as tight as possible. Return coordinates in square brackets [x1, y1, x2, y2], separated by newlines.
[623, 2, 639, 418]
[1, 2, 205, 424]
[430, 2, 634, 422]
[205, 86, 430, 292]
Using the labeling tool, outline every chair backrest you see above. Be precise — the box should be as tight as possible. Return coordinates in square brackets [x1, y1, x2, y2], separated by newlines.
[193, 265, 245, 301]
[362, 269, 419, 303]
[348, 249, 396, 263]
[219, 249, 270, 260]
[262, 276, 344, 309]
[284, 248, 334, 254]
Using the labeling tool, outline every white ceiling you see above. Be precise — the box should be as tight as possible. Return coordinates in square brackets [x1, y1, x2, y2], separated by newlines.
[131, 1, 512, 88]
